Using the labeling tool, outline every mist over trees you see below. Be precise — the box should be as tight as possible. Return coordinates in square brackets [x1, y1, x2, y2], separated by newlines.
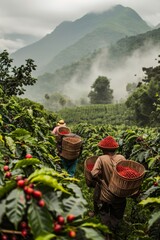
[88, 76, 113, 104]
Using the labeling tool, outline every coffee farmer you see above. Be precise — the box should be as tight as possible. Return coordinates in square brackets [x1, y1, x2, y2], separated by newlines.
[91, 136, 127, 240]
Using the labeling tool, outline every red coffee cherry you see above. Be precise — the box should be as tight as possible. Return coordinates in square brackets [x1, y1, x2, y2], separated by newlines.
[32, 190, 42, 198]
[68, 230, 76, 238]
[57, 215, 65, 225]
[38, 199, 45, 207]
[53, 223, 62, 233]
[25, 154, 33, 158]
[5, 171, 12, 179]
[20, 221, 28, 229]
[21, 229, 28, 237]
[153, 182, 158, 186]
[3, 165, 9, 171]
[1, 234, 8, 240]
[17, 179, 26, 188]
[67, 214, 75, 223]
[24, 187, 34, 195]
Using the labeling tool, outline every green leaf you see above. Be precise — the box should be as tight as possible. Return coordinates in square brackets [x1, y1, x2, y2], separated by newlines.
[42, 188, 61, 212]
[5, 136, 16, 154]
[148, 211, 160, 229]
[0, 170, 5, 185]
[81, 227, 105, 240]
[0, 180, 16, 198]
[62, 195, 87, 217]
[139, 197, 160, 205]
[6, 188, 26, 229]
[28, 167, 65, 180]
[0, 199, 6, 224]
[146, 157, 157, 168]
[10, 128, 37, 144]
[28, 199, 53, 239]
[35, 233, 56, 240]
[14, 158, 41, 169]
[30, 175, 70, 194]
[10, 128, 30, 139]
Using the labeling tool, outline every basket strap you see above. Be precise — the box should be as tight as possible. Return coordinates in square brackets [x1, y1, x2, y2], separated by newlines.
[110, 156, 116, 168]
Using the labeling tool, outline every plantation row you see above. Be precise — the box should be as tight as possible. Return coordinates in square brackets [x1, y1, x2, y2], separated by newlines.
[0, 89, 160, 239]
[58, 103, 134, 126]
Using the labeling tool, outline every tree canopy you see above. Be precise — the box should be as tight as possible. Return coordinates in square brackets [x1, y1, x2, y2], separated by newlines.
[88, 76, 113, 104]
[0, 50, 37, 96]
[126, 57, 160, 126]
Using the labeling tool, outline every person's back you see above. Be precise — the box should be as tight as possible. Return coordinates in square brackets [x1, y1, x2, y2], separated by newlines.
[92, 153, 126, 203]
[51, 119, 81, 177]
[90, 136, 127, 240]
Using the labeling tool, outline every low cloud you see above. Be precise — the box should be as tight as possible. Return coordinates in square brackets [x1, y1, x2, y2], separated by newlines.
[62, 42, 160, 103]
[0, 38, 25, 53]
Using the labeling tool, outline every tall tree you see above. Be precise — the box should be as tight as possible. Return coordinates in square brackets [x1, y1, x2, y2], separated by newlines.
[0, 50, 37, 96]
[88, 76, 113, 104]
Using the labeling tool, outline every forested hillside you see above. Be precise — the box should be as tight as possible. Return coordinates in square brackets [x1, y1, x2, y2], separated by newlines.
[24, 27, 160, 106]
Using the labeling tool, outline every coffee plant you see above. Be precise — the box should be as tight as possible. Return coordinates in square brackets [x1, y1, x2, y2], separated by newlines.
[0, 88, 109, 240]
[0, 87, 160, 239]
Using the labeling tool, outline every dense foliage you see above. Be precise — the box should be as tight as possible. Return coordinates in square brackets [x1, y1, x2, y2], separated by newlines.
[73, 123, 160, 240]
[0, 50, 37, 96]
[58, 103, 132, 126]
[126, 58, 160, 126]
[0, 49, 160, 239]
[0, 87, 160, 239]
[0, 89, 110, 240]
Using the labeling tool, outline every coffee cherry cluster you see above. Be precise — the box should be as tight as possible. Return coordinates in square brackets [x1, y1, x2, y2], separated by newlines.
[3, 165, 12, 179]
[0, 220, 31, 240]
[19, 220, 31, 238]
[53, 214, 76, 238]
[16, 177, 45, 207]
[3, 154, 33, 180]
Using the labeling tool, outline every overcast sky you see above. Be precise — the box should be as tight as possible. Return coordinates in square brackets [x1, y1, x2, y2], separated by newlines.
[0, 0, 160, 53]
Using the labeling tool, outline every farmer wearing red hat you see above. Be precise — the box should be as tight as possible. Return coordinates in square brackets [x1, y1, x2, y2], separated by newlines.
[91, 136, 127, 240]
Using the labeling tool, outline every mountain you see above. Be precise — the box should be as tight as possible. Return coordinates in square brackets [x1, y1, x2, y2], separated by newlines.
[11, 5, 151, 75]
[23, 27, 160, 104]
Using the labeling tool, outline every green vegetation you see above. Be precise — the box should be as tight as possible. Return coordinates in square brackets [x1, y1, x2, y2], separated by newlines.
[126, 58, 160, 126]
[0, 50, 37, 96]
[88, 76, 113, 104]
[0, 83, 160, 239]
[58, 103, 131, 126]
[0, 50, 159, 239]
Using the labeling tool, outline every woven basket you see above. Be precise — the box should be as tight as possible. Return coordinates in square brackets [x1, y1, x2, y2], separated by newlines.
[62, 136, 82, 150]
[109, 160, 145, 197]
[56, 126, 71, 142]
[84, 156, 98, 187]
[60, 136, 82, 160]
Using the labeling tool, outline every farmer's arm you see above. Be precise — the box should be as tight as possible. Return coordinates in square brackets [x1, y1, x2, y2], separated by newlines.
[91, 157, 102, 184]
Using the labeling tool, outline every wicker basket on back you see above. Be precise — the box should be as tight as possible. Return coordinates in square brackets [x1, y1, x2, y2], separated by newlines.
[60, 135, 83, 160]
[109, 160, 145, 197]
[84, 156, 98, 187]
[56, 126, 71, 142]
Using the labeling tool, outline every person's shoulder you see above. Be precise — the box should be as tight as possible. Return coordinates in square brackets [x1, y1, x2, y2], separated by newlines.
[115, 154, 126, 160]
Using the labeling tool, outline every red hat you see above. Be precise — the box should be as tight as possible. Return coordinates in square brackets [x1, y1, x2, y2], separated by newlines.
[98, 136, 119, 150]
